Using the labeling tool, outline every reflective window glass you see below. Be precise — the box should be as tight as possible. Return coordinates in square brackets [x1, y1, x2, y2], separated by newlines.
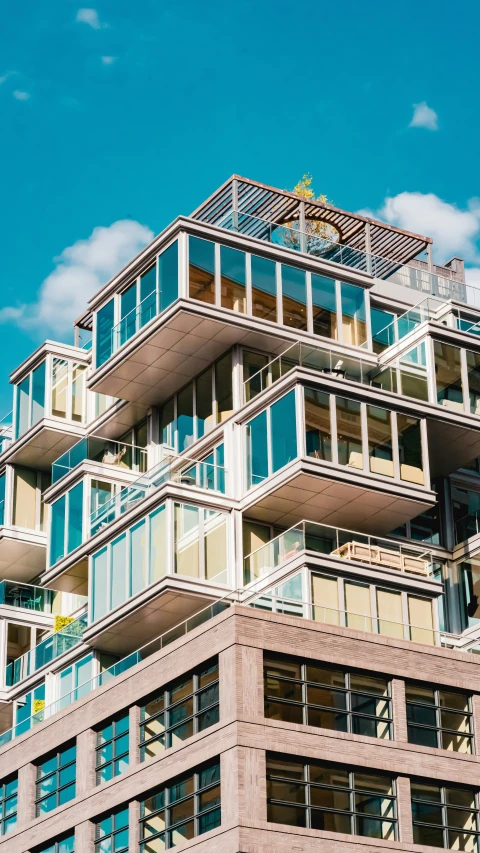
[312, 274, 337, 339]
[159, 241, 178, 311]
[189, 237, 215, 304]
[251, 255, 277, 322]
[96, 298, 114, 366]
[282, 265, 307, 330]
[220, 246, 246, 313]
[341, 283, 366, 346]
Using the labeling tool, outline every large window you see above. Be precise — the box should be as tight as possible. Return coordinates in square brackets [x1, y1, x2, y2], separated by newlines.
[264, 654, 391, 738]
[37, 833, 75, 853]
[459, 558, 480, 628]
[35, 742, 76, 815]
[267, 754, 396, 839]
[251, 255, 277, 322]
[406, 684, 473, 753]
[174, 504, 228, 583]
[13, 468, 50, 530]
[49, 481, 84, 566]
[51, 359, 86, 423]
[158, 240, 178, 313]
[95, 807, 129, 853]
[336, 396, 363, 469]
[189, 236, 215, 304]
[139, 760, 221, 851]
[0, 775, 17, 836]
[435, 341, 464, 411]
[341, 282, 367, 346]
[96, 298, 115, 367]
[312, 274, 337, 339]
[96, 712, 130, 783]
[220, 245, 246, 312]
[304, 389, 332, 460]
[140, 659, 219, 760]
[411, 781, 479, 849]
[311, 573, 436, 644]
[159, 351, 232, 450]
[246, 390, 297, 488]
[282, 264, 307, 330]
[397, 414, 424, 485]
[14, 361, 46, 438]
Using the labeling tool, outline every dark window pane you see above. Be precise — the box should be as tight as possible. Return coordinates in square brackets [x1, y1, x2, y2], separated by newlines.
[220, 246, 246, 313]
[265, 700, 303, 724]
[267, 803, 306, 827]
[311, 274, 337, 339]
[310, 786, 350, 810]
[413, 824, 445, 847]
[282, 265, 307, 330]
[408, 725, 438, 748]
[251, 255, 277, 322]
[307, 686, 347, 710]
[357, 817, 395, 839]
[412, 801, 443, 825]
[267, 779, 306, 804]
[307, 708, 348, 731]
[265, 677, 302, 703]
[310, 809, 351, 833]
[189, 237, 215, 304]
[159, 241, 178, 311]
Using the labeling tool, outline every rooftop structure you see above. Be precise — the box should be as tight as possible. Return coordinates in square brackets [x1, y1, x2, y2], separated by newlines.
[1, 176, 480, 851]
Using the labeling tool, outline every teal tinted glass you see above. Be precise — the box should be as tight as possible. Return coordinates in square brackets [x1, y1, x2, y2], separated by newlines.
[50, 496, 66, 566]
[15, 376, 30, 439]
[159, 241, 178, 311]
[92, 547, 108, 622]
[251, 254, 277, 322]
[247, 410, 268, 488]
[312, 274, 336, 338]
[271, 391, 297, 472]
[67, 482, 83, 554]
[282, 265, 307, 330]
[31, 361, 46, 424]
[96, 299, 115, 366]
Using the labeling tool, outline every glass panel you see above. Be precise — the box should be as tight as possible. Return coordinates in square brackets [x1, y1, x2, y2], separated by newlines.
[131, 521, 147, 596]
[435, 341, 464, 410]
[251, 255, 277, 322]
[189, 237, 215, 304]
[408, 596, 434, 644]
[304, 388, 331, 460]
[96, 299, 115, 365]
[271, 391, 297, 473]
[120, 283, 137, 343]
[215, 351, 233, 423]
[93, 547, 109, 622]
[140, 265, 157, 328]
[282, 265, 307, 330]
[67, 481, 83, 553]
[220, 246, 246, 313]
[150, 506, 166, 582]
[111, 534, 127, 610]
[196, 367, 213, 438]
[158, 241, 178, 311]
[367, 406, 393, 477]
[376, 589, 403, 638]
[159, 398, 174, 449]
[397, 414, 424, 485]
[341, 282, 366, 345]
[467, 350, 480, 416]
[13, 468, 37, 529]
[336, 397, 363, 469]
[371, 308, 395, 354]
[246, 410, 268, 488]
[312, 274, 337, 339]
[15, 376, 30, 438]
[204, 515, 227, 581]
[459, 558, 480, 627]
[177, 383, 194, 451]
[50, 495, 66, 565]
[71, 365, 86, 423]
[175, 504, 199, 577]
[51, 359, 68, 418]
[311, 574, 340, 625]
[31, 361, 46, 425]
[345, 581, 371, 630]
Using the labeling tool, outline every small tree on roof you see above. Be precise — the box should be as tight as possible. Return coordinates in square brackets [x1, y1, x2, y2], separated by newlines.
[283, 174, 340, 250]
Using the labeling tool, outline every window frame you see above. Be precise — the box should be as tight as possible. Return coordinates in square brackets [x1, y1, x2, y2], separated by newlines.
[0, 774, 17, 836]
[411, 780, 480, 849]
[95, 711, 130, 784]
[94, 806, 129, 853]
[406, 683, 474, 753]
[35, 743, 76, 816]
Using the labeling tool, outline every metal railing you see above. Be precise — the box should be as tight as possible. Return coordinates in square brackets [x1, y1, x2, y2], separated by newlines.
[52, 435, 148, 484]
[218, 209, 474, 305]
[111, 289, 157, 353]
[5, 613, 88, 687]
[248, 591, 439, 646]
[90, 452, 226, 534]
[366, 297, 445, 353]
[244, 520, 434, 584]
[0, 411, 13, 454]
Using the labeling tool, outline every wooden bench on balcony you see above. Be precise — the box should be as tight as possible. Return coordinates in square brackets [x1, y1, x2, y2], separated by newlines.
[331, 540, 428, 575]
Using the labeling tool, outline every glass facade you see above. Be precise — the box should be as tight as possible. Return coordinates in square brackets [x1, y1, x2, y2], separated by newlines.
[35, 743, 76, 815]
[264, 654, 391, 738]
[140, 659, 219, 759]
[246, 390, 297, 488]
[139, 760, 221, 851]
[267, 754, 396, 839]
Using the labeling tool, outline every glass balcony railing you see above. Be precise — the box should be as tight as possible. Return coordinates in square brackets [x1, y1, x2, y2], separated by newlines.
[0, 597, 231, 747]
[90, 453, 226, 535]
[5, 613, 88, 687]
[111, 290, 157, 354]
[0, 411, 13, 454]
[52, 436, 147, 484]
[455, 510, 480, 545]
[244, 339, 430, 404]
[244, 520, 434, 584]
[248, 591, 440, 646]
[219, 209, 474, 305]
[0, 581, 53, 611]
[367, 297, 445, 353]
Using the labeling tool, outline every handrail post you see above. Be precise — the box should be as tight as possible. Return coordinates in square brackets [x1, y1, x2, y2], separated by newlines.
[232, 178, 239, 231]
[299, 201, 307, 253]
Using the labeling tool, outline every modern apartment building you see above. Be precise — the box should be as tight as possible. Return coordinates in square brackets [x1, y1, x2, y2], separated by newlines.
[1, 176, 480, 851]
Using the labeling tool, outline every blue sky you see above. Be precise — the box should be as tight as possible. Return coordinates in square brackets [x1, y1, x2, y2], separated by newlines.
[0, 0, 479, 411]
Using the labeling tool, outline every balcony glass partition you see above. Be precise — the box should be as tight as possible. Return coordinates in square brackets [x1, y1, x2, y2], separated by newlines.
[434, 341, 464, 411]
[189, 236, 215, 304]
[251, 255, 277, 321]
[12, 468, 50, 531]
[243, 519, 434, 584]
[369, 297, 443, 354]
[6, 613, 88, 687]
[336, 396, 363, 469]
[220, 245, 246, 313]
[246, 390, 297, 488]
[49, 481, 83, 566]
[52, 435, 147, 484]
[14, 361, 46, 439]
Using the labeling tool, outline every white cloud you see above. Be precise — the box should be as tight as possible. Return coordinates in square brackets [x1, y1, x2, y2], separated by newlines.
[0, 220, 154, 337]
[365, 192, 480, 265]
[12, 90, 30, 101]
[76, 8, 103, 28]
[0, 71, 13, 85]
[101, 55, 116, 65]
[409, 101, 438, 131]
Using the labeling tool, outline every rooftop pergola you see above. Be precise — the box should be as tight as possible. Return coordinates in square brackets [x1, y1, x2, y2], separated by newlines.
[192, 175, 432, 268]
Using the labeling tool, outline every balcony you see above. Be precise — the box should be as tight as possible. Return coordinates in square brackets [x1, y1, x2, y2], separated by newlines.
[52, 434, 147, 485]
[5, 612, 88, 687]
[244, 520, 435, 583]
[0, 580, 86, 614]
[0, 412, 13, 454]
